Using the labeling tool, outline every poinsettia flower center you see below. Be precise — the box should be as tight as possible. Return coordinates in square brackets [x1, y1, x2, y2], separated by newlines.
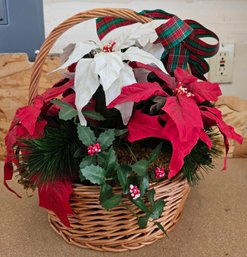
[102, 41, 116, 52]
[174, 81, 194, 98]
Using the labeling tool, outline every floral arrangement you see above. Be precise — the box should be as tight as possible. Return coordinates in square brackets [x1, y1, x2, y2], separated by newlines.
[4, 9, 243, 231]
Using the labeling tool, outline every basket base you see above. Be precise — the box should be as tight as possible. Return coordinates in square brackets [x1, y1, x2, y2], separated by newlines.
[48, 176, 190, 252]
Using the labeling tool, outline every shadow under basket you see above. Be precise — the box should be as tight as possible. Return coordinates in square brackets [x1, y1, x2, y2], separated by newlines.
[48, 175, 190, 252]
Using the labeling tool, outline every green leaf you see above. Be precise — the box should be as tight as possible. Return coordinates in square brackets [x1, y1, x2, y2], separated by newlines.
[147, 189, 155, 206]
[100, 184, 122, 210]
[97, 129, 115, 150]
[100, 183, 113, 201]
[77, 124, 96, 146]
[131, 198, 149, 213]
[81, 110, 106, 121]
[79, 158, 94, 181]
[138, 215, 149, 229]
[154, 222, 168, 236]
[79, 155, 95, 169]
[114, 128, 128, 137]
[101, 194, 122, 210]
[131, 160, 149, 176]
[117, 165, 129, 191]
[51, 99, 78, 121]
[98, 147, 117, 173]
[80, 164, 106, 185]
[139, 175, 149, 197]
[150, 199, 165, 219]
[149, 143, 163, 164]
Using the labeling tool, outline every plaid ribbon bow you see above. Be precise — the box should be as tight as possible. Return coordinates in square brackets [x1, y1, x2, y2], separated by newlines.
[96, 9, 219, 79]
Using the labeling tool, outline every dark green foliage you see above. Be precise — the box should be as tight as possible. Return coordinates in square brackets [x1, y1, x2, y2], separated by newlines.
[17, 120, 82, 184]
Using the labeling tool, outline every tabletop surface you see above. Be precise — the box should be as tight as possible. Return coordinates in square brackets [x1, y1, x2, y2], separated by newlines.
[0, 158, 247, 257]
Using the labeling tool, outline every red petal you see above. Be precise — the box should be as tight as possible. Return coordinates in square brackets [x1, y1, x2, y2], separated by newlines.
[41, 79, 74, 102]
[162, 118, 201, 178]
[200, 106, 243, 170]
[127, 110, 166, 142]
[200, 106, 243, 144]
[199, 129, 213, 149]
[189, 81, 222, 103]
[38, 180, 73, 227]
[3, 160, 21, 198]
[162, 96, 203, 141]
[129, 61, 175, 89]
[16, 97, 43, 136]
[108, 82, 167, 108]
[174, 67, 197, 84]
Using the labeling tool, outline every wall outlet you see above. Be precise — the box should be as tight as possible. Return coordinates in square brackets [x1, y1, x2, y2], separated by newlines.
[209, 43, 234, 84]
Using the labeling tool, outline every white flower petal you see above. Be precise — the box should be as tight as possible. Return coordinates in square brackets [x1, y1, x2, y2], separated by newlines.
[106, 63, 136, 125]
[94, 51, 124, 91]
[75, 59, 99, 125]
[142, 42, 164, 60]
[105, 20, 166, 50]
[123, 46, 167, 73]
[53, 41, 99, 72]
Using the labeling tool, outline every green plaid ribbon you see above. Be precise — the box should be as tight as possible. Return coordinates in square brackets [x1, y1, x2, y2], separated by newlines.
[96, 9, 219, 79]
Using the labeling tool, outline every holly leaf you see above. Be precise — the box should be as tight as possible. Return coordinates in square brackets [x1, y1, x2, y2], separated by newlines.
[51, 99, 77, 121]
[97, 129, 115, 150]
[154, 221, 168, 236]
[150, 199, 165, 219]
[138, 215, 149, 228]
[77, 124, 96, 146]
[38, 180, 73, 227]
[131, 159, 150, 176]
[80, 164, 106, 185]
[79, 156, 96, 181]
[97, 147, 117, 173]
[139, 175, 149, 196]
[100, 184, 122, 210]
[81, 110, 105, 121]
[149, 143, 163, 164]
[130, 198, 149, 213]
[117, 165, 130, 191]
[147, 189, 155, 206]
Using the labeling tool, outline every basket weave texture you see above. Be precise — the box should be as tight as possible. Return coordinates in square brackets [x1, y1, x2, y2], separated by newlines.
[48, 175, 190, 252]
[30, 8, 191, 252]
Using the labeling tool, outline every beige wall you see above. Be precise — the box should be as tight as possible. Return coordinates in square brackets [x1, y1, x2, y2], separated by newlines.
[43, 0, 247, 98]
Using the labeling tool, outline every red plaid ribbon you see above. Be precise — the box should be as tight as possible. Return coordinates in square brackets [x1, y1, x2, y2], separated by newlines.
[96, 9, 219, 79]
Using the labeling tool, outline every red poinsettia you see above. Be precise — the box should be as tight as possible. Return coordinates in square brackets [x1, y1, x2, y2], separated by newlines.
[109, 64, 243, 178]
[3, 79, 74, 222]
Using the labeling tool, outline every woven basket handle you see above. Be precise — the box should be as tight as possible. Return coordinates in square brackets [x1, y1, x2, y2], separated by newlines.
[29, 8, 153, 104]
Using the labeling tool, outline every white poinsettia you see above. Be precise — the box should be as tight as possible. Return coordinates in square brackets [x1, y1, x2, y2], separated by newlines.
[54, 20, 167, 125]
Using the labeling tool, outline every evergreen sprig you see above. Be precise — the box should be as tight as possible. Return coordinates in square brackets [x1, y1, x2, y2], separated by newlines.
[17, 120, 82, 184]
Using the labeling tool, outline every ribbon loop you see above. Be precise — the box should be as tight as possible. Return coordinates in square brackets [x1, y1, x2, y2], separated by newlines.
[96, 9, 219, 79]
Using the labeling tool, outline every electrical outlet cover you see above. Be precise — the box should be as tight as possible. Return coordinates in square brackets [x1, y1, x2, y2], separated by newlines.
[209, 43, 234, 84]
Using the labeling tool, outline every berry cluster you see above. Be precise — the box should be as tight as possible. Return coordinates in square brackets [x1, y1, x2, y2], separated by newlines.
[102, 41, 116, 52]
[87, 143, 101, 156]
[174, 82, 194, 98]
[154, 167, 165, 179]
[129, 184, 141, 200]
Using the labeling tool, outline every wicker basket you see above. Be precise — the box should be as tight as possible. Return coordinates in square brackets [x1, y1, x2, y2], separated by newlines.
[48, 175, 190, 252]
[29, 8, 191, 252]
